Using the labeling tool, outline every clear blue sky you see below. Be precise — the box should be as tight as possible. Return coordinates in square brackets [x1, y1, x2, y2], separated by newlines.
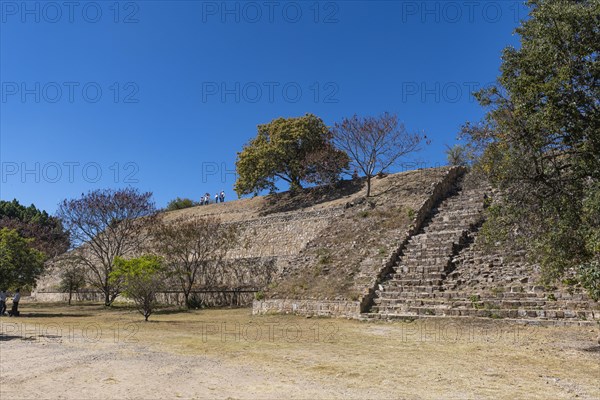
[0, 1, 526, 213]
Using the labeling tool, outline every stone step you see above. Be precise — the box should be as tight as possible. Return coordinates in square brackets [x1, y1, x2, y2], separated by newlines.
[403, 246, 454, 255]
[377, 284, 445, 293]
[424, 220, 476, 229]
[375, 298, 552, 308]
[373, 295, 600, 311]
[376, 288, 589, 299]
[398, 256, 452, 265]
[428, 213, 482, 223]
[380, 307, 598, 320]
[401, 255, 453, 264]
[369, 308, 599, 321]
[390, 271, 446, 280]
[408, 230, 467, 241]
[395, 266, 449, 274]
[433, 202, 483, 212]
[360, 313, 599, 325]
[382, 278, 445, 287]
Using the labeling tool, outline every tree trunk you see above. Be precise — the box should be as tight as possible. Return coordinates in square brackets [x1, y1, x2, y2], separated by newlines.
[290, 178, 302, 193]
[104, 291, 111, 307]
[184, 290, 190, 309]
[366, 176, 372, 197]
[68, 289, 73, 305]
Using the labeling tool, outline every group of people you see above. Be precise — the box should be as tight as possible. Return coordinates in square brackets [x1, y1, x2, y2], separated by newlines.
[0, 288, 21, 317]
[199, 191, 225, 205]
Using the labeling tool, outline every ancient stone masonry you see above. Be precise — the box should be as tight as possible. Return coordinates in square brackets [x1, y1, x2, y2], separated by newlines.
[226, 208, 344, 260]
[438, 229, 600, 322]
[363, 178, 600, 323]
[33, 194, 346, 305]
[252, 299, 361, 318]
[365, 180, 489, 317]
[261, 167, 461, 303]
[357, 167, 467, 312]
[32, 165, 600, 321]
[256, 170, 599, 324]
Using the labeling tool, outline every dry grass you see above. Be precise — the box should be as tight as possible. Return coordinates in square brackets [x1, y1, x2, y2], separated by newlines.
[1, 303, 599, 399]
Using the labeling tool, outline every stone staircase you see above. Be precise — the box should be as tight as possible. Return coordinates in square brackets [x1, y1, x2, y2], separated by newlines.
[364, 179, 600, 323]
[366, 180, 487, 318]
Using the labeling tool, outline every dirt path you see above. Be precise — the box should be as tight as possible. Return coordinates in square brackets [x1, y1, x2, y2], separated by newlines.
[1, 305, 599, 399]
[1, 340, 371, 399]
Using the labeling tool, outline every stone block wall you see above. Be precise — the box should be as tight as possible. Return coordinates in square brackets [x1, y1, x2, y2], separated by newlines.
[33, 194, 345, 305]
[226, 208, 344, 259]
[252, 299, 361, 318]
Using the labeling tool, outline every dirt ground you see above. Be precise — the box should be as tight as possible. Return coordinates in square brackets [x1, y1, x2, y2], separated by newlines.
[1, 303, 599, 400]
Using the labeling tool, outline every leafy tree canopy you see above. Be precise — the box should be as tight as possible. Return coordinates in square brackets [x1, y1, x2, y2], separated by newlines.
[0, 228, 45, 290]
[110, 255, 165, 321]
[234, 114, 349, 197]
[0, 199, 70, 257]
[463, 0, 600, 290]
[165, 197, 198, 211]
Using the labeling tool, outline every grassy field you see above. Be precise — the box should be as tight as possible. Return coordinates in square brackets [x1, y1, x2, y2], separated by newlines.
[1, 302, 599, 399]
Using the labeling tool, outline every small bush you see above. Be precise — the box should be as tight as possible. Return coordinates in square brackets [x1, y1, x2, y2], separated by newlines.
[187, 294, 204, 309]
[316, 248, 332, 264]
[166, 197, 198, 211]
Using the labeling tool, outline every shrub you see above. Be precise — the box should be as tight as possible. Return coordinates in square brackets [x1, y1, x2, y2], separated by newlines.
[110, 255, 165, 321]
[165, 197, 198, 211]
[578, 261, 600, 301]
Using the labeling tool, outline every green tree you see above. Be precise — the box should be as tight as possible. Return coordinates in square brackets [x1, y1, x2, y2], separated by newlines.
[0, 228, 45, 289]
[462, 0, 600, 289]
[110, 255, 165, 321]
[0, 199, 70, 258]
[165, 197, 198, 211]
[234, 114, 349, 196]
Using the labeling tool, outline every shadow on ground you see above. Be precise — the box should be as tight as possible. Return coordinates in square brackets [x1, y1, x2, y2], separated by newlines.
[582, 345, 600, 353]
[259, 178, 364, 215]
[13, 313, 90, 318]
[0, 334, 23, 342]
